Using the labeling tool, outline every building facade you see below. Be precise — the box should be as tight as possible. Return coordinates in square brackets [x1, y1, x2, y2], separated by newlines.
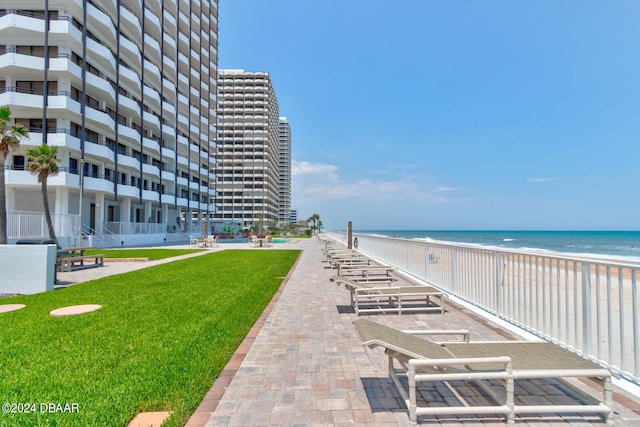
[0, 1, 218, 246]
[277, 117, 291, 226]
[214, 69, 282, 231]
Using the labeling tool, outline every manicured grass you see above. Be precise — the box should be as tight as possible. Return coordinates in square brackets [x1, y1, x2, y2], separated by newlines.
[83, 248, 204, 260]
[0, 250, 300, 427]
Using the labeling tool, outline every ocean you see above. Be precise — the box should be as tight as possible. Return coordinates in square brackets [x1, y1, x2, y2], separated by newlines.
[355, 230, 640, 262]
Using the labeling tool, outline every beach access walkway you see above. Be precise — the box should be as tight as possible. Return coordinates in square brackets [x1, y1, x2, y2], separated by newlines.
[57, 237, 640, 426]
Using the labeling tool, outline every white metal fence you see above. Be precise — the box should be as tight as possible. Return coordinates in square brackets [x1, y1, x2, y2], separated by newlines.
[8, 211, 171, 242]
[328, 231, 640, 386]
[7, 210, 78, 239]
[103, 222, 167, 235]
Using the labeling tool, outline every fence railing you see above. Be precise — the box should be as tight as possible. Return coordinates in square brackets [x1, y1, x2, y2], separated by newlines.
[327, 231, 640, 386]
[103, 222, 167, 235]
[8, 211, 168, 239]
[7, 210, 78, 239]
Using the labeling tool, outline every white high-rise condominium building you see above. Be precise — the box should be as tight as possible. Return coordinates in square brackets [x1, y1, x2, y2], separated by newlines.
[215, 69, 282, 231]
[0, 1, 218, 246]
[278, 117, 291, 226]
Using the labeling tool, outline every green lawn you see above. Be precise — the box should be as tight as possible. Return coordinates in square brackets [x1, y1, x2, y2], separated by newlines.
[0, 250, 300, 427]
[83, 248, 205, 260]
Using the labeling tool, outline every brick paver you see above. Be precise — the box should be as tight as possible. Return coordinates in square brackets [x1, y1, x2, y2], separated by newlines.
[186, 237, 640, 426]
[56, 237, 640, 425]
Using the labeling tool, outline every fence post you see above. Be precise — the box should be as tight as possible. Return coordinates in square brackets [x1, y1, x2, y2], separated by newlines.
[582, 262, 592, 356]
[425, 242, 429, 283]
[633, 270, 639, 376]
[451, 248, 457, 294]
[407, 240, 410, 273]
[496, 252, 503, 316]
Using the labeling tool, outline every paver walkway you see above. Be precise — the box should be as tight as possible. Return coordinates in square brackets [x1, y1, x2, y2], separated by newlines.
[185, 237, 640, 426]
[54, 237, 640, 425]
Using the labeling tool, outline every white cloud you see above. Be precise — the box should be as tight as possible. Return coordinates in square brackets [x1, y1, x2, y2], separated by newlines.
[291, 160, 338, 176]
[528, 177, 562, 183]
[292, 160, 464, 206]
[433, 187, 459, 193]
[290, 160, 483, 229]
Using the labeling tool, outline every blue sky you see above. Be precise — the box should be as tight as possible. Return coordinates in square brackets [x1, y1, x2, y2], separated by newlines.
[219, 1, 640, 231]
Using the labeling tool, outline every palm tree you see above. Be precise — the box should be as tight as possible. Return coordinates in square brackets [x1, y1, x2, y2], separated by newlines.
[25, 144, 61, 246]
[308, 213, 320, 234]
[0, 106, 29, 244]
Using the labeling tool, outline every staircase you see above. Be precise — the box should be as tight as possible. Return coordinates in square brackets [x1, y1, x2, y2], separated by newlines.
[80, 225, 112, 248]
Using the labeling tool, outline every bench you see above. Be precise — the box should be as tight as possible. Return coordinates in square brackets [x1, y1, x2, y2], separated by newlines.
[58, 254, 105, 272]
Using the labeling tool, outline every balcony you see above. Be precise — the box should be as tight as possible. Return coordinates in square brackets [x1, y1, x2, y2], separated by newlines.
[83, 175, 114, 193]
[84, 139, 115, 160]
[0, 89, 42, 119]
[142, 189, 159, 202]
[176, 154, 188, 168]
[143, 137, 161, 157]
[118, 34, 142, 71]
[161, 194, 175, 205]
[142, 87, 161, 114]
[118, 65, 141, 94]
[117, 184, 139, 199]
[175, 197, 188, 208]
[162, 69, 177, 93]
[163, 10, 177, 35]
[86, 2, 117, 49]
[0, 12, 44, 41]
[142, 163, 160, 177]
[84, 107, 115, 134]
[0, 51, 45, 78]
[143, 8, 161, 39]
[162, 102, 176, 119]
[118, 95, 140, 118]
[117, 153, 140, 170]
[160, 169, 176, 182]
[117, 124, 140, 145]
[163, 33, 177, 57]
[119, 4, 142, 41]
[143, 34, 161, 65]
[176, 176, 188, 187]
[85, 38, 116, 76]
[143, 60, 161, 90]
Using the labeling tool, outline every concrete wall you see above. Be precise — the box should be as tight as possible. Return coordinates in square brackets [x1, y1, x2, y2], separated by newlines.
[0, 245, 56, 294]
[101, 233, 169, 248]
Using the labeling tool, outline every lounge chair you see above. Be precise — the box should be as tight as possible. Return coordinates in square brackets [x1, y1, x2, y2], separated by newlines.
[353, 319, 614, 424]
[197, 236, 206, 248]
[206, 235, 218, 247]
[329, 256, 371, 270]
[336, 264, 395, 282]
[334, 276, 445, 315]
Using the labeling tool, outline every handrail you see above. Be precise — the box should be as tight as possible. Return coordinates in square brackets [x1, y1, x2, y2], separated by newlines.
[327, 231, 640, 387]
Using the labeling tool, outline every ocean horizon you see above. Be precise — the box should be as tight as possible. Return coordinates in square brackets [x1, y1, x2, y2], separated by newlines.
[351, 230, 640, 262]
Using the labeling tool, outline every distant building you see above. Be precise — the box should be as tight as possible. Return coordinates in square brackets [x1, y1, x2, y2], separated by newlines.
[215, 69, 286, 230]
[278, 117, 292, 226]
[0, 1, 219, 246]
[289, 209, 298, 224]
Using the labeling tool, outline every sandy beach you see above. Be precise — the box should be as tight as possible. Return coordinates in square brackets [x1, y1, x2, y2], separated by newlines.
[342, 233, 640, 385]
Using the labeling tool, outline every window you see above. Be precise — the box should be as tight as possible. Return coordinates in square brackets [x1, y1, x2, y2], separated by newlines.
[69, 158, 78, 174]
[12, 155, 25, 171]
